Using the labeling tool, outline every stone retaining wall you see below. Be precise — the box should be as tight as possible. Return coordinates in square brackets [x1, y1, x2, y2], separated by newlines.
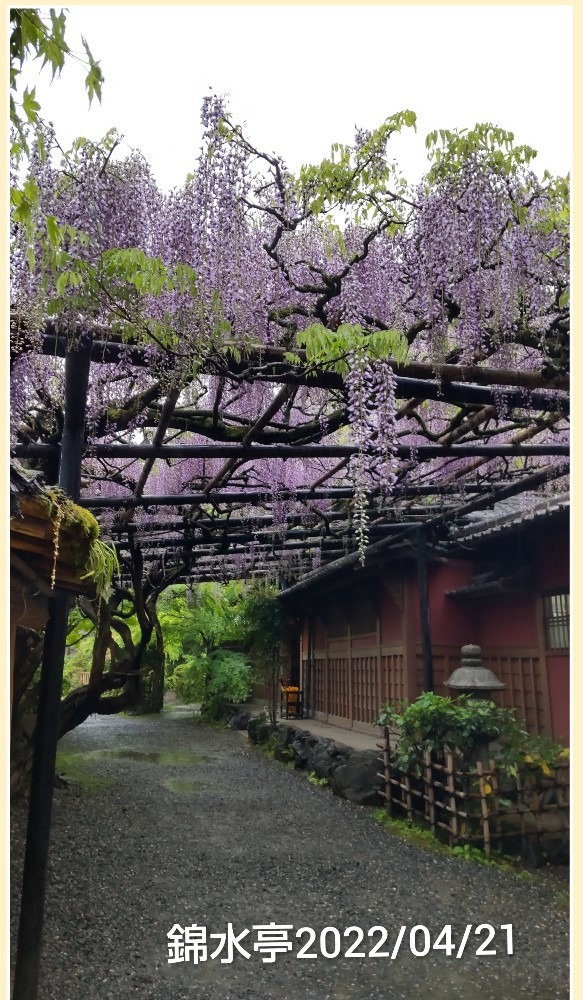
[247, 718, 384, 807]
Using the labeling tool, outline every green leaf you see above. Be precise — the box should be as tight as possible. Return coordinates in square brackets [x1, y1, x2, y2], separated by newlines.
[46, 215, 62, 247]
[85, 62, 104, 105]
[22, 87, 40, 123]
[55, 272, 70, 295]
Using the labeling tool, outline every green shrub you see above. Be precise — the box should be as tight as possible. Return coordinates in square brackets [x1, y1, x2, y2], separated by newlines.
[169, 649, 252, 706]
[377, 692, 526, 770]
[377, 692, 568, 776]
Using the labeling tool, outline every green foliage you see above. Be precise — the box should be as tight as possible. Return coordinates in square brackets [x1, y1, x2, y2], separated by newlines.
[296, 110, 416, 220]
[62, 607, 97, 696]
[159, 582, 246, 666]
[10, 8, 103, 172]
[425, 123, 537, 184]
[168, 650, 252, 706]
[62, 655, 83, 697]
[157, 583, 252, 710]
[295, 322, 408, 375]
[536, 172, 570, 239]
[44, 240, 203, 352]
[495, 732, 569, 778]
[377, 692, 525, 770]
[80, 538, 120, 602]
[229, 583, 295, 727]
[451, 844, 493, 865]
[238, 583, 293, 660]
[262, 732, 283, 759]
[372, 808, 447, 853]
[377, 692, 568, 780]
[306, 771, 328, 787]
[205, 650, 252, 702]
[372, 810, 523, 871]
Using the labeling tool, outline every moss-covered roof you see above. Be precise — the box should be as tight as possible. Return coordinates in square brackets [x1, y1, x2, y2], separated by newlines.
[10, 461, 115, 594]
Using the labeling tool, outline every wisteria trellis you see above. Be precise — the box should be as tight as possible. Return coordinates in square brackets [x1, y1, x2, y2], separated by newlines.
[11, 96, 570, 587]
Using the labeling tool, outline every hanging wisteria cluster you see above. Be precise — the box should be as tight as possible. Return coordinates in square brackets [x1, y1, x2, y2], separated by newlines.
[344, 352, 400, 560]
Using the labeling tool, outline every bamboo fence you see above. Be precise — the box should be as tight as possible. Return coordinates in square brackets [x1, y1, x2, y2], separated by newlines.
[377, 727, 569, 859]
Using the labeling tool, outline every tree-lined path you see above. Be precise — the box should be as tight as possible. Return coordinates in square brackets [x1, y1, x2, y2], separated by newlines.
[11, 713, 568, 1000]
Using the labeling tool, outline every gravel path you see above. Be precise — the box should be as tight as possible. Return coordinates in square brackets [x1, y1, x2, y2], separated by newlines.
[11, 710, 569, 1000]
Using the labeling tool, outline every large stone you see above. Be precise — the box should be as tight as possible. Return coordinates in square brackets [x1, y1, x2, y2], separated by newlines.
[306, 740, 351, 781]
[538, 809, 570, 865]
[289, 730, 319, 769]
[228, 712, 251, 731]
[276, 725, 298, 750]
[329, 749, 384, 806]
[247, 715, 269, 743]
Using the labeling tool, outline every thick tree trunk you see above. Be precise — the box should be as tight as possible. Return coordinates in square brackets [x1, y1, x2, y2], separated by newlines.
[57, 671, 131, 738]
[148, 607, 165, 713]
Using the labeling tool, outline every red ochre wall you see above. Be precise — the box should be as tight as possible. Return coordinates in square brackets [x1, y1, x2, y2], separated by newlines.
[406, 561, 475, 644]
[378, 580, 405, 645]
[297, 523, 569, 740]
[546, 653, 569, 744]
[476, 594, 538, 649]
[535, 525, 570, 744]
[406, 561, 474, 696]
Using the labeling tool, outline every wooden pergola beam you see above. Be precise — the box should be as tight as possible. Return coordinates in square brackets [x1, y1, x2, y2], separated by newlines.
[14, 442, 570, 460]
[38, 328, 569, 391]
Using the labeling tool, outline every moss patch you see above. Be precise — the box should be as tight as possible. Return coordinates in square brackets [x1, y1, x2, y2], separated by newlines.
[84, 748, 207, 765]
[371, 808, 565, 882]
[41, 490, 99, 541]
[372, 808, 454, 856]
[55, 750, 113, 793]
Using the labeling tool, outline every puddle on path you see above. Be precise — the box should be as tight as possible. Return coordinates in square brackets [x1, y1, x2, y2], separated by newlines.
[163, 777, 206, 794]
[84, 749, 207, 765]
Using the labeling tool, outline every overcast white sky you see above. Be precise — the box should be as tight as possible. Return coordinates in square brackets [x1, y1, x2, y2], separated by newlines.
[22, 4, 572, 190]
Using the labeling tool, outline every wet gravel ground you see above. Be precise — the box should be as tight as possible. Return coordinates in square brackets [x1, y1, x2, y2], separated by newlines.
[11, 710, 569, 1000]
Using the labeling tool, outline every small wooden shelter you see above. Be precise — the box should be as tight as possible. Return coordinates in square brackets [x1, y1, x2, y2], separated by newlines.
[10, 461, 102, 709]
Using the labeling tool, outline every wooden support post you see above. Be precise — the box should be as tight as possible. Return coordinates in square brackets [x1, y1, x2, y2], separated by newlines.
[417, 526, 434, 693]
[13, 338, 92, 1000]
[324, 639, 330, 721]
[488, 758, 500, 848]
[424, 750, 436, 834]
[290, 625, 301, 687]
[305, 617, 314, 719]
[375, 613, 382, 724]
[383, 726, 393, 816]
[446, 752, 458, 847]
[404, 771, 413, 823]
[347, 621, 353, 726]
[476, 760, 491, 859]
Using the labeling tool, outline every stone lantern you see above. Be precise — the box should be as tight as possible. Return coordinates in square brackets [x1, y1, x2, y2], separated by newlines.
[445, 644, 506, 700]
